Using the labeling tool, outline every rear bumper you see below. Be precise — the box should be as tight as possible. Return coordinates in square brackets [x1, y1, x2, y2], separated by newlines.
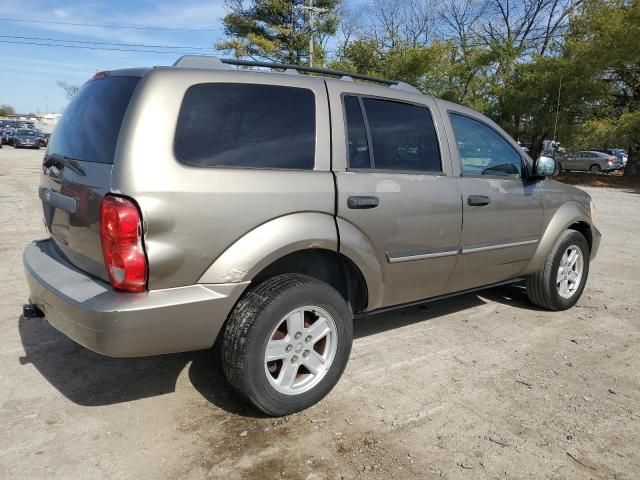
[23, 239, 249, 357]
[602, 164, 623, 171]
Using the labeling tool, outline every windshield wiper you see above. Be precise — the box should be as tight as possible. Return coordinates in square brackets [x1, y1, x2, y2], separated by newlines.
[43, 155, 86, 176]
[63, 156, 86, 176]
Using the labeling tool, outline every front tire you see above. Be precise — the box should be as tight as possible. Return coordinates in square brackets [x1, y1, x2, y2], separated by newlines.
[222, 274, 353, 416]
[526, 230, 590, 311]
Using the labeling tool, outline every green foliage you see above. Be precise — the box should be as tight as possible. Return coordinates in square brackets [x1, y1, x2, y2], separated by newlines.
[0, 104, 15, 116]
[217, 0, 640, 172]
[330, 40, 493, 112]
[217, 0, 340, 63]
[566, 0, 640, 174]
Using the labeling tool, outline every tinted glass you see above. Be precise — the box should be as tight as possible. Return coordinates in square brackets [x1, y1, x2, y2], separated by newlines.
[175, 83, 315, 169]
[362, 98, 441, 171]
[17, 129, 36, 136]
[344, 95, 371, 168]
[48, 76, 139, 164]
[449, 113, 522, 176]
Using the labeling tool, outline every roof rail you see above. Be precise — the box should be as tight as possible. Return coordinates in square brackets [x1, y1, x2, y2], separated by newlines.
[173, 55, 421, 93]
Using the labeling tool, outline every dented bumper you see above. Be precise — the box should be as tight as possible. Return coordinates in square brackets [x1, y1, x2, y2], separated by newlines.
[23, 239, 248, 357]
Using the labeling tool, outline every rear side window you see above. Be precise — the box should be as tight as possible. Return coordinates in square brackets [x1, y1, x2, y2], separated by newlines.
[344, 96, 441, 172]
[449, 113, 522, 177]
[175, 83, 316, 169]
[48, 76, 139, 164]
[344, 96, 371, 168]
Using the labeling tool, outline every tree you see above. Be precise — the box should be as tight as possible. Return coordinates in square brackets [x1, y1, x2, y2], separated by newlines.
[567, 0, 640, 176]
[0, 104, 16, 116]
[57, 80, 80, 100]
[217, 0, 340, 64]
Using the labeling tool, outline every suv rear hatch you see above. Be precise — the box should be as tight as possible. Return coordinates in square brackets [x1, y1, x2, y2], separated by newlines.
[40, 73, 140, 282]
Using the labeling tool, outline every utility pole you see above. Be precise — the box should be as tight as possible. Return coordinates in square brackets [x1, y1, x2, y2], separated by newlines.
[295, 0, 328, 67]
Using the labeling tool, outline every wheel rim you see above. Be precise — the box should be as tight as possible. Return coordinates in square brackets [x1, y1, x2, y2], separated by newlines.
[556, 245, 584, 299]
[264, 306, 338, 396]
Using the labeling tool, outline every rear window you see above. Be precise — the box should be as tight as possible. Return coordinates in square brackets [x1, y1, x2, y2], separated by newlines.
[174, 83, 316, 169]
[48, 76, 139, 164]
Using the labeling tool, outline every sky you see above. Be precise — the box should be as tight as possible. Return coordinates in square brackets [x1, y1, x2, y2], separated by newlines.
[0, 0, 230, 113]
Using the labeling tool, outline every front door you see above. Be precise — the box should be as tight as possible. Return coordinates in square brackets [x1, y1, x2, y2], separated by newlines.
[442, 111, 544, 292]
[328, 85, 462, 309]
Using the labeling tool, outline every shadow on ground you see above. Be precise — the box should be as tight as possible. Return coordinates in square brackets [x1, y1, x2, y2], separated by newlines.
[18, 283, 536, 415]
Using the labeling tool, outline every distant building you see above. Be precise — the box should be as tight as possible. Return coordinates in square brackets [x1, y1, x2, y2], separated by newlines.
[39, 113, 62, 125]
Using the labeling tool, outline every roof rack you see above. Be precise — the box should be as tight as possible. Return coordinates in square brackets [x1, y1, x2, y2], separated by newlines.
[173, 55, 421, 94]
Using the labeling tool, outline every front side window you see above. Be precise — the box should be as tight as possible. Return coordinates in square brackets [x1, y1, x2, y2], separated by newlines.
[175, 83, 315, 169]
[449, 113, 522, 177]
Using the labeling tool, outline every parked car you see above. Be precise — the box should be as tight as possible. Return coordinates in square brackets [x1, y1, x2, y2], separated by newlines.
[0, 129, 11, 145]
[37, 132, 50, 147]
[558, 150, 623, 173]
[592, 148, 628, 167]
[9, 129, 40, 149]
[23, 57, 601, 416]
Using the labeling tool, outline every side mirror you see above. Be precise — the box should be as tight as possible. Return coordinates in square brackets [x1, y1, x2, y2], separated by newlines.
[534, 155, 558, 177]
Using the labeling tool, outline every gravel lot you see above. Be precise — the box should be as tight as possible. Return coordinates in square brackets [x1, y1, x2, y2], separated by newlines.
[1, 146, 639, 480]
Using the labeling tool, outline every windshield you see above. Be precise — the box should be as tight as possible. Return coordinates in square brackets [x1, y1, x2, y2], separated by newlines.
[17, 129, 36, 136]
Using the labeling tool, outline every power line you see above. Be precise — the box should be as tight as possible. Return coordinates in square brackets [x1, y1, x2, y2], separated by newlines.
[0, 34, 213, 50]
[0, 16, 221, 32]
[0, 39, 209, 55]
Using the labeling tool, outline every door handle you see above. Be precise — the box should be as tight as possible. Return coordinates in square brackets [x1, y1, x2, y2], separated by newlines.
[347, 195, 380, 209]
[467, 195, 491, 206]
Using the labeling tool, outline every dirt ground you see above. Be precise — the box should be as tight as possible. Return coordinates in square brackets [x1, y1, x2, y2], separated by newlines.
[556, 170, 640, 190]
[1, 146, 639, 480]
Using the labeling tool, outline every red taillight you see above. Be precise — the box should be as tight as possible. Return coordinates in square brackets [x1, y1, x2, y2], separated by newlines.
[100, 196, 147, 292]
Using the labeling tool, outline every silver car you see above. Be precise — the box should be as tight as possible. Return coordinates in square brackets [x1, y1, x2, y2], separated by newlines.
[23, 56, 601, 416]
[559, 150, 624, 173]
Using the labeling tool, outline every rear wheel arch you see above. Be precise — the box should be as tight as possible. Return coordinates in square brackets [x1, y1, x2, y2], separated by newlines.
[197, 212, 338, 284]
[252, 249, 369, 314]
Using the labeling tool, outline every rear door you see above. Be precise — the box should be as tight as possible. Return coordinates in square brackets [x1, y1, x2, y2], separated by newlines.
[40, 73, 140, 280]
[327, 83, 462, 308]
[442, 110, 543, 292]
[576, 152, 592, 171]
[564, 153, 580, 170]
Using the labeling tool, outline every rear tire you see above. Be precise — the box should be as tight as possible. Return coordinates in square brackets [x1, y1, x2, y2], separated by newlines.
[526, 230, 590, 311]
[222, 274, 353, 416]
[590, 164, 601, 173]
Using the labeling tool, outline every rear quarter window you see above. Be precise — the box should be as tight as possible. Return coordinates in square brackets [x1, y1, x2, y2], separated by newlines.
[48, 76, 139, 164]
[175, 83, 316, 169]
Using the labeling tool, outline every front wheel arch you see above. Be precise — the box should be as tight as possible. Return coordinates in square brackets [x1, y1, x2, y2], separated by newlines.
[523, 201, 593, 275]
